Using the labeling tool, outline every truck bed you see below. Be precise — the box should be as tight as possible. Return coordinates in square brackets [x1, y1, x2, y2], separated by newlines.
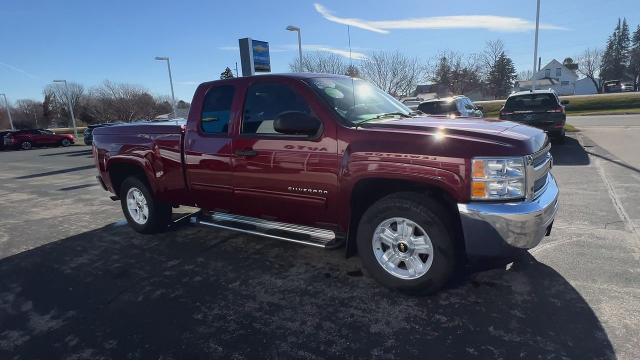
[92, 120, 190, 204]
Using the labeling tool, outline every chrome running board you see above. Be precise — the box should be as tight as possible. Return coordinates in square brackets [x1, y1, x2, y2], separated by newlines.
[190, 212, 340, 248]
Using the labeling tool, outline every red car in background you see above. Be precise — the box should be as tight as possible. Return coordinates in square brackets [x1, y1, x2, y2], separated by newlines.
[3, 129, 75, 150]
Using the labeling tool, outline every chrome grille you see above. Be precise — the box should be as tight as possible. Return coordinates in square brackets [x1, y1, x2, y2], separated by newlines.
[527, 143, 552, 199]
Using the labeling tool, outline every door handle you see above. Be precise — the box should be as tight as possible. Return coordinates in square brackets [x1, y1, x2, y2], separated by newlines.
[234, 149, 257, 157]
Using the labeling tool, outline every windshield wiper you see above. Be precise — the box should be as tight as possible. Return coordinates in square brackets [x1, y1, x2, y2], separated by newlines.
[355, 112, 412, 128]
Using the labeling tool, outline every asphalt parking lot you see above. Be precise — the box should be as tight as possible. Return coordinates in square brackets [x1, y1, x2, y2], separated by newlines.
[0, 121, 639, 359]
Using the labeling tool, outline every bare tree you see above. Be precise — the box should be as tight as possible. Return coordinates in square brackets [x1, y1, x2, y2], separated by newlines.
[87, 81, 169, 122]
[427, 51, 482, 95]
[289, 52, 348, 74]
[577, 48, 603, 93]
[517, 70, 534, 80]
[480, 40, 506, 80]
[359, 51, 425, 97]
[13, 99, 44, 129]
[44, 82, 84, 119]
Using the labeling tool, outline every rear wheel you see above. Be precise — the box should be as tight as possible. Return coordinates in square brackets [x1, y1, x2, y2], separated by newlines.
[20, 141, 32, 150]
[356, 192, 456, 295]
[120, 177, 171, 234]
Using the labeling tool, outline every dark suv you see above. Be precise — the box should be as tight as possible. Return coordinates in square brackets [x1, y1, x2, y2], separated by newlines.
[499, 90, 568, 142]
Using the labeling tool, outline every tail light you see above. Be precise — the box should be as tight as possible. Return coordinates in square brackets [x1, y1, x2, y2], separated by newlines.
[546, 107, 565, 114]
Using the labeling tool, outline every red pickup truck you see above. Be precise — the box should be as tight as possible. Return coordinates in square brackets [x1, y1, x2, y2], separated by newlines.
[93, 73, 558, 294]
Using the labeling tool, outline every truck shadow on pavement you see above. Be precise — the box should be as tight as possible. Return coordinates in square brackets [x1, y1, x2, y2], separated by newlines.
[550, 136, 590, 166]
[0, 224, 615, 359]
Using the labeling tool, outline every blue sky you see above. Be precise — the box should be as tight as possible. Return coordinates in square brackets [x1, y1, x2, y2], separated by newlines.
[1, 0, 639, 103]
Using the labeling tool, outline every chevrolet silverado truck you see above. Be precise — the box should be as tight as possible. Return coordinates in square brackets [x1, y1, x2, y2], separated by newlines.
[92, 73, 558, 294]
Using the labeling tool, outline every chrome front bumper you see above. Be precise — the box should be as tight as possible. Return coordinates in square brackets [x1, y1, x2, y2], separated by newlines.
[457, 173, 559, 257]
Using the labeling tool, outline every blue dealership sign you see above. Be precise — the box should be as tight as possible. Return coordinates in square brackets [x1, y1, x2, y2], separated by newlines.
[252, 40, 271, 72]
[239, 38, 271, 76]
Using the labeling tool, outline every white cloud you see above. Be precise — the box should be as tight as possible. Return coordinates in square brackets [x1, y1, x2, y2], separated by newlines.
[0, 61, 39, 79]
[302, 44, 368, 60]
[314, 3, 388, 34]
[314, 3, 567, 33]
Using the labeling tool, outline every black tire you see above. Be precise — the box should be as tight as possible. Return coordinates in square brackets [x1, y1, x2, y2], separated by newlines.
[20, 141, 32, 150]
[356, 192, 457, 295]
[60, 138, 71, 147]
[119, 177, 171, 234]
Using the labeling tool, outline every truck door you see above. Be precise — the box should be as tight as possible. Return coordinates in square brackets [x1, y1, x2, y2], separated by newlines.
[183, 84, 237, 212]
[231, 79, 339, 229]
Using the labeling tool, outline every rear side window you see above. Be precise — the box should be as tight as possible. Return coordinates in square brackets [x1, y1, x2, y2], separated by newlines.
[242, 83, 311, 135]
[504, 94, 558, 111]
[201, 85, 234, 134]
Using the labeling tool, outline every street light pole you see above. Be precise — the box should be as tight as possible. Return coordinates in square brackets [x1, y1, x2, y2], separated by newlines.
[286, 26, 303, 72]
[52, 80, 78, 138]
[532, 0, 541, 91]
[0, 93, 15, 130]
[155, 57, 176, 118]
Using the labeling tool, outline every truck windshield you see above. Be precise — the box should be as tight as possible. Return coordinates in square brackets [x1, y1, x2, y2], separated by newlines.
[305, 77, 412, 125]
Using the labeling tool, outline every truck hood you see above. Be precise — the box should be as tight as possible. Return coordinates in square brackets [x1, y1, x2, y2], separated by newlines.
[361, 116, 548, 155]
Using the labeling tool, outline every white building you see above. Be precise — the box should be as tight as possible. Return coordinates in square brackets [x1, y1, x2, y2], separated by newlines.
[515, 59, 597, 95]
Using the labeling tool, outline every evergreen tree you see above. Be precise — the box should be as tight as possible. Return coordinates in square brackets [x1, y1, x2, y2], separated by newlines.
[220, 67, 235, 79]
[629, 25, 640, 89]
[600, 18, 631, 81]
[487, 52, 516, 99]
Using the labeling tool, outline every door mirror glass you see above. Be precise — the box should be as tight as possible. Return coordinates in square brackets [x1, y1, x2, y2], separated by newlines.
[274, 111, 321, 136]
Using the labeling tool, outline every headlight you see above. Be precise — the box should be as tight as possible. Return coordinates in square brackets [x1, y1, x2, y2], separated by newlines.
[471, 157, 526, 200]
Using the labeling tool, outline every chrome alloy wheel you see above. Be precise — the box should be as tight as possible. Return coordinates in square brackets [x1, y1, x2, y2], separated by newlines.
[126, 187, 149, 225]
[372, 217, 434, 280]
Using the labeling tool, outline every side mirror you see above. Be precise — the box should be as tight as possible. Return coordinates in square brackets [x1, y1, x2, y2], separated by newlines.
[475, 105, 484, 111]
[561, 100, 570, 105]
[274, 111, 321, 136]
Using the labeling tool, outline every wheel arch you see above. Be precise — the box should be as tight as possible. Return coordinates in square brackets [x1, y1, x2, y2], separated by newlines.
[107, 157, 157, 197]
[345, 177, 465, 260]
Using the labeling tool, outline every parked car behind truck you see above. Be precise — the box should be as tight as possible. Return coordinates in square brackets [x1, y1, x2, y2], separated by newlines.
[499, 90, 568, 143]
[92, 73, 558, 294]
[4, 129, 75, 150]
[418, 96, 484, 118]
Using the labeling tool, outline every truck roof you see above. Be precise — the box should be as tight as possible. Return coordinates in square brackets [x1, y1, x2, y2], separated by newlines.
[198, 72, 350, 87]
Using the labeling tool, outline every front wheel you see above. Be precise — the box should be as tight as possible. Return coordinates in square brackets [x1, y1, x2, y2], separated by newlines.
[356, 193, 456, 295]
[60, 138, 71, 147]
[120, 177, 171, 234]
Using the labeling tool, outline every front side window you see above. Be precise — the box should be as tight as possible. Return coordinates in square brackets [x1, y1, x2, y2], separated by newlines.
[201, 85, 235, 134]
[242, 83, 311, 135]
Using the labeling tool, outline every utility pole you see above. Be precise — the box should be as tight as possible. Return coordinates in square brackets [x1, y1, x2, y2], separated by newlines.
[0, 93, 14, 130]
[532, 0, 541, 91]
[52, 80, 78, 138]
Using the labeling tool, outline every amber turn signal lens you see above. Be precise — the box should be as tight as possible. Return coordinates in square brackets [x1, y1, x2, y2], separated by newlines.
[472, 160, 485, 178]
[471, 182, 486, 198]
